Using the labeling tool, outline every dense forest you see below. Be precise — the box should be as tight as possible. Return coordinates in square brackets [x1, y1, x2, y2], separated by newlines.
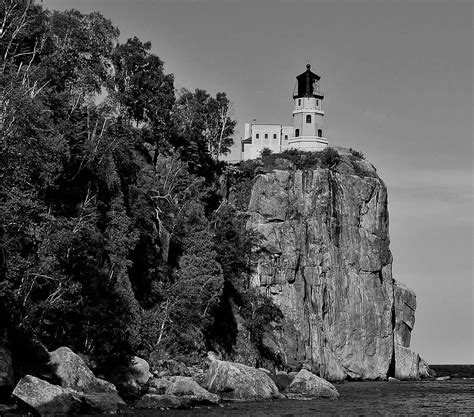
[0, 0, 281, 376]
[1, 1, 351, 383]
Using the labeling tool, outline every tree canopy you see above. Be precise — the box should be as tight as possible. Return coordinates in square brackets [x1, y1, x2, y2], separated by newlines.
[1, 0, 279, 376]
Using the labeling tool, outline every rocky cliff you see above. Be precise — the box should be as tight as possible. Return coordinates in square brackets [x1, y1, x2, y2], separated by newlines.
[243, 153, 427, 381]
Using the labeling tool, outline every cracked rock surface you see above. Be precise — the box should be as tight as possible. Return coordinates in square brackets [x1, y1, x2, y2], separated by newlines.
[245, 157, 426, 381]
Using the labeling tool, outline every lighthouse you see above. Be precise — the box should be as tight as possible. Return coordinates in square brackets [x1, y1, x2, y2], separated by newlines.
[290, 63, 328, 151]
[240, 63, 328, 160]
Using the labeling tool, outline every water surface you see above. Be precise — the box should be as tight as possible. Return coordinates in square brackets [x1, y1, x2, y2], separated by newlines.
[137, 376, 474, 416]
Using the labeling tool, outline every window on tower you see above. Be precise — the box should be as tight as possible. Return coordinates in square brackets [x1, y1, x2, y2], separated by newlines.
[295, 129, 300, 137]
[256, 133, 259, 139]
[273, 133, 277, 139]
[284, 135, 288, 141]
[316, 99, 319, 106]
[318, 129, 322, 137]
[298, 99, 301, 106]
[306, 115, 312, 123]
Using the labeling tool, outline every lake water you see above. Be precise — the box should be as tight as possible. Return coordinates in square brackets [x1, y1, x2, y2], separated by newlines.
[134, 365, 474, 416]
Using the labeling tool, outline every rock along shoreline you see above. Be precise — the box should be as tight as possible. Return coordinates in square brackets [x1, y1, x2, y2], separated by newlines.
[0, 347, 439, 415]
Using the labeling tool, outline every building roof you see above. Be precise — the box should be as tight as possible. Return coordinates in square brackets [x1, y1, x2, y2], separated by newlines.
[294, 63, 323, 99]
[296, 63, 321, 81]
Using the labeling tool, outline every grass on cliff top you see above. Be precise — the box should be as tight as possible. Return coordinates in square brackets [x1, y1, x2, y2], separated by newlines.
[236, 147, 373, 178]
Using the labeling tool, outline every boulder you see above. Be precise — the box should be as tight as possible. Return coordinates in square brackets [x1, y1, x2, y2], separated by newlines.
[285, 369, 339, 399]
[149, 356, 190, 377]
[188, 365, 207, 387]
[109, 366, 140, 398]
[130, 356, 152, 384]
[12, 375, 82, 415]
[0, 404, 17, 413]
[394, 344, 420, 380]
[275, 371, 294, 392]
[206, 355, 280, 401]
[81, 392, 126, 413]
[49, 346, 117, 394]
[149, 376, 218, 405]
[418, 357, 434, 379]
[135, 393, 189, 409]
[0, 344, 14, 391]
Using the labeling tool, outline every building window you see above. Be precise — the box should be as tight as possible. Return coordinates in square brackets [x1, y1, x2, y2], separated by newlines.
[264, 133, 268, 139]
[316, 99, 319, 106]
[298, 99, 301, 106]
[318, 129, 322, 137]
[295, 129, 300, 137]
[273, 134, 277, 139]
[306, 115, 312, 123]
[284, 135, 288, 140]
[256, 133, 259, 139]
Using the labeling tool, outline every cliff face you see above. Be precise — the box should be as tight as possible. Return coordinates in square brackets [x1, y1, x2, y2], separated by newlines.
[245, 155, 426, 381]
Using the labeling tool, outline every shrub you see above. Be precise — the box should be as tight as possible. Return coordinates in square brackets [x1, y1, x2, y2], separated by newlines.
[238, 159, 261, 178]
[349, 148, 365, 159]
[238, 148, 341, 175]
[260, 147, 273, 158]
[319, 147, 341, 168]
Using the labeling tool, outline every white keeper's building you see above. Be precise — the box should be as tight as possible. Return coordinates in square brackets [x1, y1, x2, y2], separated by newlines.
[241, 64, 328, 160]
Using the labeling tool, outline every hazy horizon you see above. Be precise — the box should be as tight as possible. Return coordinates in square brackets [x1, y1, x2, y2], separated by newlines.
[43, 0, 473, 364]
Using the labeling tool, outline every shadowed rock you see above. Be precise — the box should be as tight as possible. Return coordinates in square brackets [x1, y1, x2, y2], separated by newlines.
[0, 344, 14, 394]
[149, 356, 191, 377]
[49, 346, 117, 393]
[81, 392, 126, 412]
[418, 358, 435, 379]
[47, 347, 125, 411]
[135, 393, 188, 409]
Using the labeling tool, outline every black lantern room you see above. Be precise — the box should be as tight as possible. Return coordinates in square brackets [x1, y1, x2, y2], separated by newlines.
[293, 64, 324, 99]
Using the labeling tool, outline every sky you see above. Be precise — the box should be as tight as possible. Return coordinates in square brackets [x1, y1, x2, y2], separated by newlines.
[43, 0, 473, 364]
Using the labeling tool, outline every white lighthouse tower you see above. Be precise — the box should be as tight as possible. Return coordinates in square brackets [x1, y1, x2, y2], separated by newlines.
[290, 63, 328, 151]
[240, 64, 329, 160]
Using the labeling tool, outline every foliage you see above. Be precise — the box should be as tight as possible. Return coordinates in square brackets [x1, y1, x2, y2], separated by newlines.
[239, 290, 283, 348]
[172, 88, 236, 178]
[349, 148, 365, 159]
[259, 147, 272, 158]
[0, 0, 278, 376]
[319, 147, 341, 168]
[242, 148, 342, 173]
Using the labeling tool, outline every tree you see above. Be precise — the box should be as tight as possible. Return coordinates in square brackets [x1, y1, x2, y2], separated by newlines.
[1, 0, 269, 374]
[173, 88, 236, 173]
[167, 223, 223, 356]
[109, 37, 175, 162]
[260, 147, 272, 158]
[39, 9, 118, 120]
[0, 3, 141, 370]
